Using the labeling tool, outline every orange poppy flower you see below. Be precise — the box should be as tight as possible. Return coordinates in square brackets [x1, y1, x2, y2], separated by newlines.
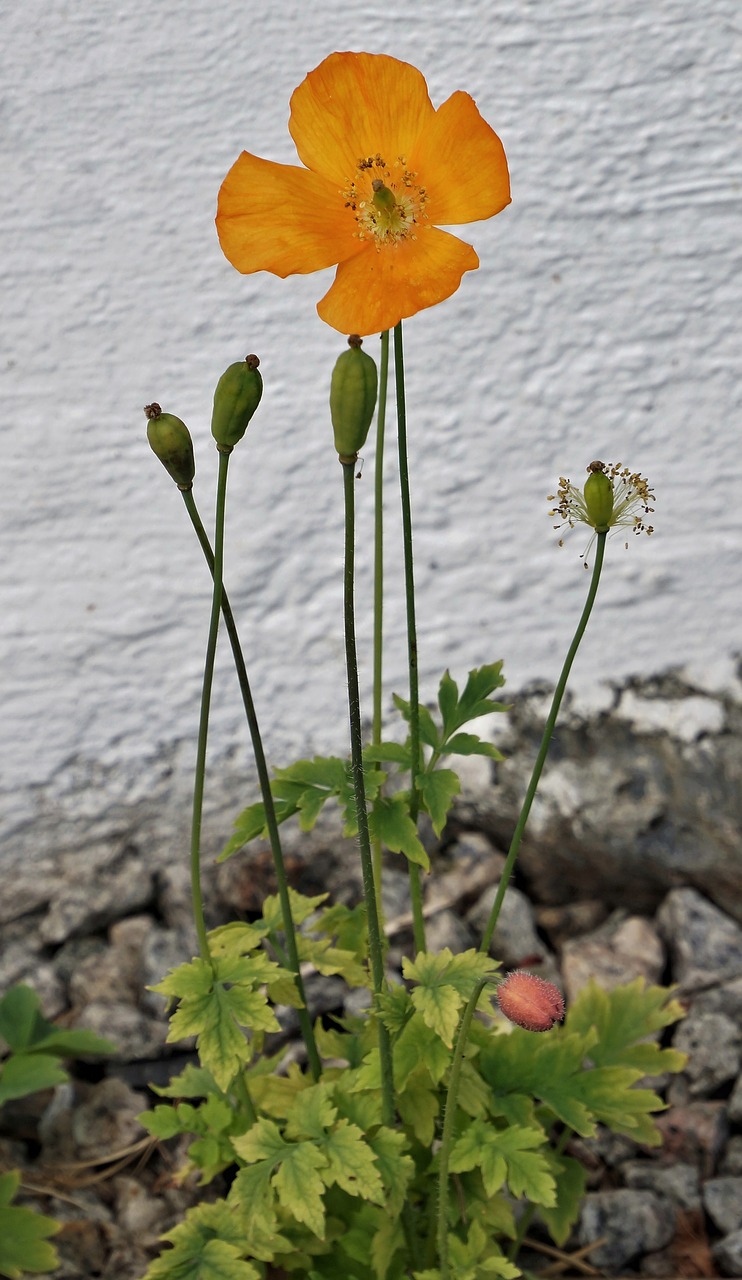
[216, 52, 511, 336]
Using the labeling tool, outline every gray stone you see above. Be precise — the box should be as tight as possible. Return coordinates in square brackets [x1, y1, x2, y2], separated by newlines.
[71, 1079, 147, 1160]
[640, 1248, 678, 1276]
[0, 939, 66, 1019]
[380, 868, 412, 922]
[656, 888, 742, 991]
[68, 915, 155, 1009]
[703, 1177, 742, 1235]
[454, 751, 496, 804]
[578, 1189, 675, 1272]
[561, 911, 664, 1003]
[653, 1101, 728, 1177]
[423, 908, 475, 955]
[467, 881, 558, 979]
[113, 1175, 169, 1242]
[53, 934, 108, 986]
[423, 838, 505, 916]
[714, 1228, 742, 1276]
[536, 899, 609, 950]
[728, 1072, 742, 1125]
[39, 852, 154, 944]
[156, 861, 197, 931]
[572, 1129, 642, 1173]
[0, 860, 64, 925]
[480, 681, 742, 925]
[444, 830, 502, 868]
[344, 986, 372, 1018]
[720, 1136, 742, 1176]
[616, 690, 725, 742]
[672, 1010, 742, 1095]
[72, 1000, 168, 1061]
[620, 1160, 701, 1210]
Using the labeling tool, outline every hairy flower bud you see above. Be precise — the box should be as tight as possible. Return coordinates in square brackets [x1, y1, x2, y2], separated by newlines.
[145, 403, 195, 489]
[211, 354, 263, 451]
[330, 335, 378, 461]
[497, 971, 565, 1033]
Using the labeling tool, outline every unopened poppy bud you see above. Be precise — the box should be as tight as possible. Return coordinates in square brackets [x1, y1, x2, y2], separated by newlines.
[497, 971, 565, 1033]
[330, 335, 378, 462]
[211, 354, 263, 452]
[145, 403, 195, 489]
[583, 462, 614, 532]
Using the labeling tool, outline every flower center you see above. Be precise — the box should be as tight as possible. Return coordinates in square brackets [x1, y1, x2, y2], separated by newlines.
[342, 153, 429, 246]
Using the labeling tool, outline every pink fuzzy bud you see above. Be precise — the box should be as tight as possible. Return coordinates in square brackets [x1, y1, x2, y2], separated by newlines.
[497, 972, 565, 1033]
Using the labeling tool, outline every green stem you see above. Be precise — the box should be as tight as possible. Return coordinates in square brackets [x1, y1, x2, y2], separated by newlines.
[393, 321, 426, 954]
[371, 329, 390, 922]
[181, 486, 322, 1081]
[480, 532, 607, 953]
[341, 459, 396, 1128]
[428, 536, 607, 1272]
[435, 977, 491, 1277]
[189, 451, 233, 962]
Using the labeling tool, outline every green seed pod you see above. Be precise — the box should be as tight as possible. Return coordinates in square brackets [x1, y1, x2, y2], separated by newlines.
[145, 403, 195, 489]
[583, 463, 614, 531]
[330, 335, 378, 461]
[210, 354, 263, 451]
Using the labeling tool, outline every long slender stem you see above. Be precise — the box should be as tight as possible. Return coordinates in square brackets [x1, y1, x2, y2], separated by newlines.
[393, 322, 426, 954]
[432, 537, 608, 1274]
[371, 329, 390, 921]
[480, 532, 607, 953]
[181, 487, 321, 1081]
[341, 460, 395, 1128]
[435, 977, 491, 1278]
[189, 450, 232, 962]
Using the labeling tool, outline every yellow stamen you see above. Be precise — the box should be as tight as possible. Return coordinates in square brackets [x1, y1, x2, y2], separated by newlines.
[342, 155, 429, 247]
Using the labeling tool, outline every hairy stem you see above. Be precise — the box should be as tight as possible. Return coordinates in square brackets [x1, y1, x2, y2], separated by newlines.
[393, 322, 426, 953]
[371, 329, 391, 924]
[434, 978, 491, 1277]
[188, 450, 232, 963]
[480, 533, 607, 953]
[181, 486, 321, 1079]
[342, 460, 395, 1127]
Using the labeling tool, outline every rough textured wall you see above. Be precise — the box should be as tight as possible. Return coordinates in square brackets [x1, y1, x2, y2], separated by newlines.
[1, 0, 740, 859]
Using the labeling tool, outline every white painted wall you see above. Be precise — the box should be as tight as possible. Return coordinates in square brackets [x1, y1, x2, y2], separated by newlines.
[2, 0, 741, 856]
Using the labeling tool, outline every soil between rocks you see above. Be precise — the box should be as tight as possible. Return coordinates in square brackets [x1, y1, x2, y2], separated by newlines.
[2, 671, 742, 1278]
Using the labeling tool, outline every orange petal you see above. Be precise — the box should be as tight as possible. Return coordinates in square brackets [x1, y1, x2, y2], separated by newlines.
[216, 151, 362, 277]
[289, 51, 435, 186]
[317, 226, 479, 335]
[408, 91, 511, 226]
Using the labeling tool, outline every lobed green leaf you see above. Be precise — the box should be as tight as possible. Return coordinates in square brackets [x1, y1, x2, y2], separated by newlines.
[366, 1127, 414, 1219]
[369, 797, 429, 870]
[536, 1151, 587, 1247]
[443, 733, 504, 761]
[418, 768, 460, 836]
[0, 984, 114, 1059]
[0, 1172, 59, 1279]
[403, 950, 498, 1048]
[565, 977, 687, 1073]
[0, 1054, 68, 1107]
[392, 694, 440, 749]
